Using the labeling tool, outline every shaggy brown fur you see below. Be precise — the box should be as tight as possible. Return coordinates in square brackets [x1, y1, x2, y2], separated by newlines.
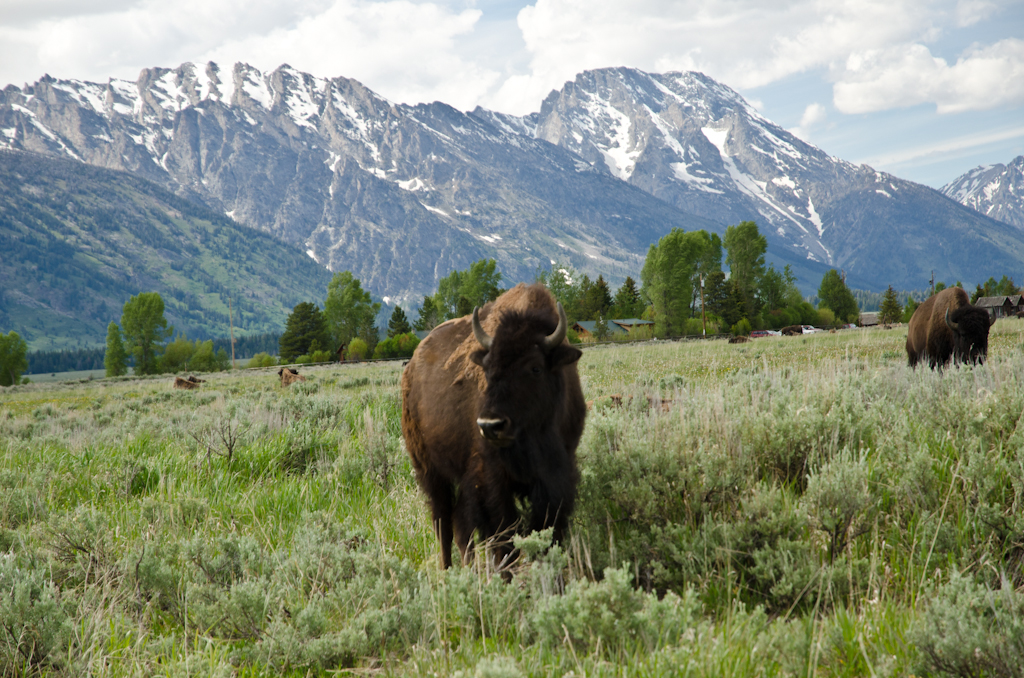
[173, 376, 199, 390]
[780, 324, 803, 336]
[401, 283, 586, 571]
[277, 367, 307, 387]
[728, 335, 749, 344]
[906, 287, 995, 369]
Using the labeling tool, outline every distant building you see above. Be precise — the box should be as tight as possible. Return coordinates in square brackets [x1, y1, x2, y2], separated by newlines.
[572, 320, 627, 341]
[572, 318, 654, 340]
[610, 318, 655, 333]
[975, 295, 1024, 318]
[859, 312, 879, 327]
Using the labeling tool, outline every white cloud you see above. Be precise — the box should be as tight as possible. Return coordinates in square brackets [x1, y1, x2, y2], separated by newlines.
[0, 0, 497, 110]
[789, 103, 828, 141]
[482, 0, 949, 113]
[858, 124, 1024, 168]
[834, 39, 1024, 114]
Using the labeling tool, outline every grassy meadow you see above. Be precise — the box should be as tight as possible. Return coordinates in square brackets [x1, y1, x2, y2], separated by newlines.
[1, 321, 1023, 677]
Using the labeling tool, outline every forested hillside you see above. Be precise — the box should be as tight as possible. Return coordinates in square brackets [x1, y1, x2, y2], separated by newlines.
[0, 150, 331, 350]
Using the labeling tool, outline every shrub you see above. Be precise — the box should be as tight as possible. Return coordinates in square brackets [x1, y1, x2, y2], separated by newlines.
[372, 333, 420, 360]
[309, 349, 333, 363]
[913, 572, 1024, 678]
[731, 318, 752, 336]
[346, 337, 369, 361]
[0, 559, 72, 675]
[816, 307, 836, 328]
[247, 352, 278, 368]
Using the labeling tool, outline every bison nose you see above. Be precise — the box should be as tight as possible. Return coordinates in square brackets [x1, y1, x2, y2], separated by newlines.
[477, 416, 511, 441]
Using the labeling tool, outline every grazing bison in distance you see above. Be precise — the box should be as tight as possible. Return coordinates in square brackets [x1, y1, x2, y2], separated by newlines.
[906, 286, 995, 369]
[278, 367, 306, 386]
[173, 375, 204, 389]
[401, 283, 586, 572]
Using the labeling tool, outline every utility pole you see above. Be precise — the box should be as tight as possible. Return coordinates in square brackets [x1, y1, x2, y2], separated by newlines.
[700, 273, 707, 336]
[930, 270, 935, 297]
[228, 296, 236, 370]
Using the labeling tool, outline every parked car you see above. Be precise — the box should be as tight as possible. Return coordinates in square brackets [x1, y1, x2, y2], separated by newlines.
[750, 330, 770, 338]
[801, 325, 821, 334]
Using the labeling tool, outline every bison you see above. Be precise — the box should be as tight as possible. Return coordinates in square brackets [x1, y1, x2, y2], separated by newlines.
[906, 286, 995, 369]
[173, 376, 200, 390]
[401, 283, 586, 571]
[277, 367, 306, 386]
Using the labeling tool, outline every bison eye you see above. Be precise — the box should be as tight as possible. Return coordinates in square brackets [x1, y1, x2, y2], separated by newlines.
[531, 366, 542, 375]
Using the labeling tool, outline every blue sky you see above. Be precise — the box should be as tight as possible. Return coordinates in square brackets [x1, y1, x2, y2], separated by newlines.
[1, 0, 1021, 187]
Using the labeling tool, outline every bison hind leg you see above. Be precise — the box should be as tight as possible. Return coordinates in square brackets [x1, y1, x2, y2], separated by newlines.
[420, 472, 456, 569]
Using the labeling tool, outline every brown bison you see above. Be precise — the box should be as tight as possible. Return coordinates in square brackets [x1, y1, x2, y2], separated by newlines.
[401, 283, 586, 571]
[728, 335, 749, 344]
[277, 367, 307, 386]
[780, 324, 803, 336]
[172, 375, 205, 389]
[173, 376, 200, 390]
[906, 287, 996, 369]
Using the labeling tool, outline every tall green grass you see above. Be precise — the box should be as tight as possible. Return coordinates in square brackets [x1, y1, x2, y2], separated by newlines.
[0, 322, 1022, 676]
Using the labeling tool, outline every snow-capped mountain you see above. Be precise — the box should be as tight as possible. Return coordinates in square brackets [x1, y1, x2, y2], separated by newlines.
[531, 68, 1024, 290]
[0, 63, 719, 306]
[2, 62, 1022, 301]
[941, 156, 1024, 229]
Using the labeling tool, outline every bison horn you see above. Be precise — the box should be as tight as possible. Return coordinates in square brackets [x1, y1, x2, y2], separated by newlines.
[543, 303, 568, 351]
[945, 309, 959, 332]
[472, 307, 492, 350]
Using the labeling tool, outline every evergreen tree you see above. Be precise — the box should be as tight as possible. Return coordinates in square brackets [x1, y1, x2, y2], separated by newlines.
[578, 275, 613, 321]
[120, 292, 172, 375]
[323, 271, 380, 350]
[817, 270, 859, 323]
[610, 276, 645, 319]
[902, 295, 919, 323]
[387, 306, 412, 338]
[104, 322, 128, 377]
[0, 331, 28, 386]
[724, 220, 766, 322]
[413, 296, 443, 332]
[279, 302, 330, 363]
[593, 315, 610, 341]
[878, 286, 903, 325]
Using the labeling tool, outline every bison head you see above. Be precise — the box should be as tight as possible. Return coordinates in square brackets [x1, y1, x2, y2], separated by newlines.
[945, 307, 996, 365]
[470, 303, 582, 448]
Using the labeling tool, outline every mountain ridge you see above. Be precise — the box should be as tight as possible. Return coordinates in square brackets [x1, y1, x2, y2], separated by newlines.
[940, 155, 1024, 229]
[2, 61, 1021, 303]
[0, 148, 333, 350]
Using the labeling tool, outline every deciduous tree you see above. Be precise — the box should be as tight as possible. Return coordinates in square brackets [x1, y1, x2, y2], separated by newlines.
[121, 292, 172, 375]
[724, 221, 766, 322]
[817, 270, 859, 323]
[642, 228, 721, 337]
[324, 271, 380, 350]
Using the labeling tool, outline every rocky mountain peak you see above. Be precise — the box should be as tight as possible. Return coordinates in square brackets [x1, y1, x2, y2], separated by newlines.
[941, 156, 1024, 229]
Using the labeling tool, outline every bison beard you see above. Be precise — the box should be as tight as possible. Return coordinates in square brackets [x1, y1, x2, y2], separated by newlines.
[401, 283, 586, 573]
[906, 286, 995, 369]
